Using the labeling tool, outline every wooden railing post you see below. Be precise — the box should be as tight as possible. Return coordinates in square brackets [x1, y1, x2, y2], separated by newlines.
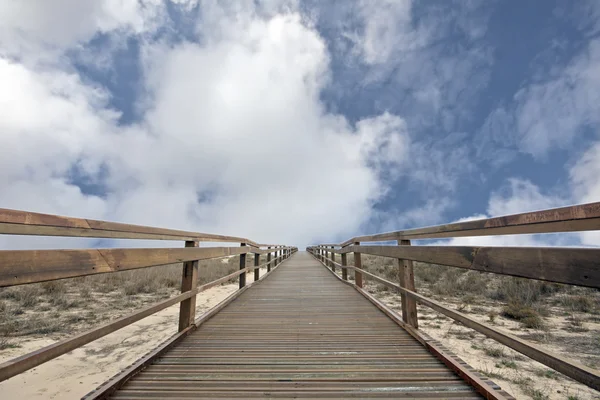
[239, 243, 247, 288]
[398, 239, 418, 328]
[254, 252, 260, 281]
[267, 246, 272, 272]
[354, 242, 363, 288]
[178, 240, 199, 332]
[341, 252, 348, 280]
[331, 246, 336, 272]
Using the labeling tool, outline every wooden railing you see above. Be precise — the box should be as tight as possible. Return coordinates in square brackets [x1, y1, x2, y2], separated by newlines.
[0, 208, 297, 382]
[308, 202, 600, 392]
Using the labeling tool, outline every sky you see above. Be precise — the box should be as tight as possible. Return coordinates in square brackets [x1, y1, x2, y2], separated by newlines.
[1, 0, 599, 249]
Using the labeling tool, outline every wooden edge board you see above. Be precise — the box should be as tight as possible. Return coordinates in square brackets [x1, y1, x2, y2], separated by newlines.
[310, 245, 600, 289]
[82, 251, 292, 399]
[307, 251, 511, 400]
[308, 247, 600, 392]
[0, 246, 293, 287]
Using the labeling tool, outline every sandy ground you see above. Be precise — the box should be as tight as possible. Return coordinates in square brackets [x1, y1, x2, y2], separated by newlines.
[0, 267, 269, 400]
[374, 288, 600, 400]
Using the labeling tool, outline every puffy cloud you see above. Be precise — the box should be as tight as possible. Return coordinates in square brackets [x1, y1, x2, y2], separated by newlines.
[571, 142, 600, 245]
[0, 2, 411, 249]
[479, 38, 600, 159]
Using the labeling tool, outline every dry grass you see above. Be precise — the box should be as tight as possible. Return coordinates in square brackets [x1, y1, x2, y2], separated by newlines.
[0, 255, 254, 347]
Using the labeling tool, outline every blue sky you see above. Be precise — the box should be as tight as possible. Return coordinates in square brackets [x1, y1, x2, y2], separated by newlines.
[1, 1, 599, 249]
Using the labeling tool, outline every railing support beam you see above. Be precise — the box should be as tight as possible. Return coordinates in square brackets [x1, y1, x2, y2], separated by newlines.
[331, 246, 336, 272]
[398, 239, 418, 328]
[178, 240, 199, 332]
[267, 247, 272, 272]
[341, 252, 348, 280]
[254, 252, 260, 281]
[354, 242, 363, 287]
[239, 243, 247, 288]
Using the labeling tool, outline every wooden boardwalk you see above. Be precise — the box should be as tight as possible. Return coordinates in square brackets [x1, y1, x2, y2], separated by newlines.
[108, 252, 486, 399]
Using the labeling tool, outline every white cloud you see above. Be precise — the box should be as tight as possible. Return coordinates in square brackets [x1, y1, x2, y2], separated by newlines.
[571, 142, 600, 245]
[480, 38, 600, 159]
[0, 0, 166, 63]
[0, 2, 412, 249]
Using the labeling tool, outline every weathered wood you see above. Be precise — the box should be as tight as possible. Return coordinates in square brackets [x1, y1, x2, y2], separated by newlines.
[0, 246, 249, 287]
[339, 201, 600, 246]
[349, 266, 600, 391]
[353, 242, 363, 288]
[254, 253, 260, 281]
[398, 240, 418, 328]
[352, 286, 509, 400]
[341, 253, 348, 280]
[331, 246, 336, 272]
[310, 250, 510, 399]
[83, 281, 260, 400]
[178, 241, 199, 332]
[267, 247, 272, 272]
[319, 245, 600, 289]
[0, 208, 258, 245]
[239, 243, 247, 288]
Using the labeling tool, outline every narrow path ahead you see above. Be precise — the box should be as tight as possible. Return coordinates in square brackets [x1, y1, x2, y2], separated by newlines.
[110, 252, 482, 399]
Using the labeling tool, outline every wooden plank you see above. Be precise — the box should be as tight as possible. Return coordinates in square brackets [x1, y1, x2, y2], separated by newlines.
[178, 241, 199, 332]
[108, 251, 489, 400]
[398, 240, 418, 328]
[0, 208, 258, 245]
[0, 246, 248, 287]
[319, 245, 600, 289]
[339, 202, 600, 246]
[348, 266, 600, 391]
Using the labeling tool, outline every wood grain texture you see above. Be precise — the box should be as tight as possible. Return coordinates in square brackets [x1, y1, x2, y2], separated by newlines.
[0, 246, 294, 287]
[0, 247, 245, 287]
[314, 245, 600, 288]
[397, 240, 418, 328]
[178, 241, 199, 332]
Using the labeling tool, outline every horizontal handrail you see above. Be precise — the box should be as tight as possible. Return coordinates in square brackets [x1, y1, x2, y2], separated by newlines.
[0, 246, 289, 287]
[308, 249, 600, 391]
[0, 207, 298, 384]
[330, 202, 600, 246]
[311, 244, 600, 288]
[0, 208, 260, 245]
